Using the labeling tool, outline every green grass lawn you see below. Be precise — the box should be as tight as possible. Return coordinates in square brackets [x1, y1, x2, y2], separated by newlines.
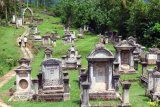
[0, 13, 150, 107]
[0, 26, 24, 76]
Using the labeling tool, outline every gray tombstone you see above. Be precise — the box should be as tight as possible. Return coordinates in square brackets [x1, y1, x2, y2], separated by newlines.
[35, 58, 70, 101]
[62, 45, 81, 70]
[9, 64, 34, 101]
[115, 40, 137, 73]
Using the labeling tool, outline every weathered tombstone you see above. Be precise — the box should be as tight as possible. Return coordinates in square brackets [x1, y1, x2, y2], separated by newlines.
[62, 31, 76, 45]
[114, 40, 137, 73]
[87, 43, 119, 99]
[127, 36, 137, 45]
[44, 47, 53, 59]
[9, 64, 34, 101]
[35, 58, 70, 101]
[146, 48, 160, 65]
[18, 58, 30, 66]
[30, 25, 39, 35]
[12, 15, 16, 24]
[78, 27, 84, 38]
[16, 18, 23, 28]
[62, 45, 81, 69]
[42, 35, 51, 47]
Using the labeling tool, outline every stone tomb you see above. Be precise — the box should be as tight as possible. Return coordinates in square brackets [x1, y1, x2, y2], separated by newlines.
[80, 44, 132, 107]
[62, 45, 81, 69]
[34, 58, 70, 101]
[42, 35, 51, 47]
[62, 31, 76, 45]
[146, 48, 160, 65]
[44, 47, 53, 59]
[78, 28, 84, 38]
[114, 40, 138, 73]
[86, 44, 118, 99]
[9, 63, 34, 101]
[99, 35, 109, 44]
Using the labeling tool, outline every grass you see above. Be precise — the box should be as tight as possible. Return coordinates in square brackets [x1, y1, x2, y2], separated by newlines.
[0, 26, 24, 76]
[0, 13, 150, 107]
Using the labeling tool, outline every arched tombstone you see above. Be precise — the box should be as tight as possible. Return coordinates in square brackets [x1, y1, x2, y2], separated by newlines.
[22, 7, 33, 24]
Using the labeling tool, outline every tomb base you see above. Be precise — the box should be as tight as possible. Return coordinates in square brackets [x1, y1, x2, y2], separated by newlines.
[89, 90, 117, 100]
[9, 91, 34, 101]
[119, 68, 137, 74]
[63, 62, 77, 70]
[121, 104, 131, 107]
[34, 85, 68, 102]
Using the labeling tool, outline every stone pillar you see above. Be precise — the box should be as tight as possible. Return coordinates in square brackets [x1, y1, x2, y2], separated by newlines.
[81, 82, 90, 107]
[114, 62, 119, 73]
[118, 36, 122, 43]
[122, 81, 131, 107]
[130, 50, 134, 68]
[117, 50, 121, 71]
[113, 74, 120, 94]
[89, 62, 94, 89]
[80, 68, 87, 84]
[147, 69, 154, 94]
[62, 55, 67, 68]
[32, 79, 39, 94]
[37, 73, 42, 89]
[108, 61, 113, 90]
[142, 62, 147, 76]
[63, 72, 70, 101]
[77, 55, 82, 65]
[77, 64, 82, 74]
[105, 36, 109, 44]
[156, 58, 160, 72]
[134, 58, 139, 71]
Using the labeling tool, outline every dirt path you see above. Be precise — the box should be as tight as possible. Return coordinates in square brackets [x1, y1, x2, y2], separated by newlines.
[0, 26, 33, 107]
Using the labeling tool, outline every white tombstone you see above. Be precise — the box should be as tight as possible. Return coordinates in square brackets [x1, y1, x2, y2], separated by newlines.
[12, 15, 16, 24]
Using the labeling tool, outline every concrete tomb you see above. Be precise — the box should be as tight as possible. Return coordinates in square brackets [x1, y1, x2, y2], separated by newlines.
[62, 45, 81, 69]
[114, 40, 138, 73]
[42, 35, 51, 47]
[62, 31, 76, 45]
[34, 58, 70, 101]
[80, 43, 132, 107]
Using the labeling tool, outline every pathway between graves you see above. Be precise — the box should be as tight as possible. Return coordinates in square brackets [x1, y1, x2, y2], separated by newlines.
[0, 25, 33, 107]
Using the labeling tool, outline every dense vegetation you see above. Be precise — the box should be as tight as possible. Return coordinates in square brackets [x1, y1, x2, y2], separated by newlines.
[54, 0, 160, 48]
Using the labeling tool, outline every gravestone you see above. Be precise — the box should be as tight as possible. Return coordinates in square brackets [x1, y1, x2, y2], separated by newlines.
[9, 64, 34, 101]
[44, 47, 53, 59]
[78, 28, 84, 38]
[42, 35, 51, 47]
[34, 58, 70, 101]
[114, 40, 137, 73]
[62, 45, 81, 69]
[18, 58, 30, 66]
[80, 43, 125, 107]
[16, 18, 23, 28]
[146, 48, 160, 65]
[62, 31, 76, 44]
[86, 43, 119, 100]
[12, 15, 16, 24]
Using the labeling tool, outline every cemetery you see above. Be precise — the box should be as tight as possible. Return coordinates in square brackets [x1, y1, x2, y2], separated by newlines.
[0, 0, 160, 107]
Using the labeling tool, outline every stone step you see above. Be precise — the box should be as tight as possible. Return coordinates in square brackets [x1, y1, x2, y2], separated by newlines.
[42, 89, 64, 94]
[36, 93, 64, 101]
[43, 85, 64, 90]
[89, 91, 117, 100]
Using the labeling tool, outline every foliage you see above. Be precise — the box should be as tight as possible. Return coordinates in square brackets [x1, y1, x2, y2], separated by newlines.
[148, 99, 159, 107]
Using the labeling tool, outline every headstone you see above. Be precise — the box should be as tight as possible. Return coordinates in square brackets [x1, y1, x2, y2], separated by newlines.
[9, 64, 34, 101]
[42, 35, 51, 47]
[16, 18, 23, 28]
[146, 48, 160, 65]
[12, 15, 16, 24]
[115, 40, 137, 73]
[62, 45, 81, 69]
[44, 47, 53, 59]
[34, 58, 70, 101]
[85, 43, 119, 100]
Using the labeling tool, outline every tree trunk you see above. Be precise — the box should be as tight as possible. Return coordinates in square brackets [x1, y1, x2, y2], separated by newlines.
[37, 0, 39, 8]
[20, 0, 22, 18]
